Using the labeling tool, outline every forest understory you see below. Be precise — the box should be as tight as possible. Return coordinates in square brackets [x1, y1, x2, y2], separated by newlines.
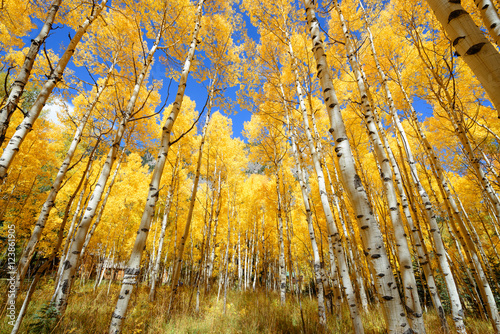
[2, 0, 500, 333]
[0, 279, 494, 334]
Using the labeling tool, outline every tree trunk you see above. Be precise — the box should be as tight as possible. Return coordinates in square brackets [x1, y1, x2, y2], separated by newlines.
[424, 0, 500, 117]
[275, 164, 287, 305]
[334, 4, 425, 332]
[149, 153, 179, 301]
[0, 0, 107, 181]
[395, 70, 467, 333]
[0, 0, 62, 146]
[474, 0, 500, 45]
[303, 2, 412, 332]
[110, 4, 205, 331]
[286, 106, 327, 326]
[53, 20, 160, 313]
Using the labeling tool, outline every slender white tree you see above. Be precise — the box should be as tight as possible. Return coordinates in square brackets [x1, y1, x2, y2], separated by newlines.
[303, 1, 412, 332]
[53, 16, 163, 313]
[109, 3, 206, 329]
[0, 0, 107, 181]
[14, 56, 117, 302]
[425, 0, 500, 117]
[0, 0, 63, 145]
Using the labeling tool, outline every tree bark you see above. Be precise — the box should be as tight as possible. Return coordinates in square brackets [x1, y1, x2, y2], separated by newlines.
[303, 2, 412, 332]
[474, 0, 500, 45]
[149, 153, 179, 301]
[110, 3, 204, 331]
[53, 18, 159, 313]
[424, 0, 500, 117]
[0, 0, 107, 181]
[395, 70, 467, 333]
[0, 0, 62, 146]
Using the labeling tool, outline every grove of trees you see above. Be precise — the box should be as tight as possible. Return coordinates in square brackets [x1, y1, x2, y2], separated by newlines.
[1, 0, 500, 333]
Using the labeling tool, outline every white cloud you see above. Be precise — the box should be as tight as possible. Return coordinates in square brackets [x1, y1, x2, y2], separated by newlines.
[43, 99, 75, 125]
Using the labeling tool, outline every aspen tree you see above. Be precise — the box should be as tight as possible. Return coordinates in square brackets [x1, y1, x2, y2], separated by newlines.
[0, 0, 62, 146]
[286, 34, 364, 331]
[253, 209, 264, 291]
[14, 57, 117, 299]
[303, 1, 412, 332]
[310, 102, 369, 311]
[424, 0, 500, 117]
[473, 0, 500, 45]
[329, 158, 371, 311]
[420, 110, 500, 332]
[149, 151, 179, 301]
[358, 2, 448, 330]
[218, 197, 231, 302]
[223, 189, 237, 312]
[308, 86, 369, 314]
[202, 155, 217, 290]
[394, 67, 467, 333]
[406, 29, 500, 329]
[334, 3, 425, 332]
[206, 169, 222, 290]
[0, 0, 107, 182]
[284, 98, 327, 326]
[275, 159, 287, 304]
[53, 13, 163, 313]
[109, 2, 206, 330]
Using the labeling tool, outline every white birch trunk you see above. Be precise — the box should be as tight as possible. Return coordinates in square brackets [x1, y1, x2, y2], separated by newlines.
[16, 59, 117, 296]
[0, 0, 107, 181]
[207, 171, 222, 290]
[425, 0, 500, 117]
[474, 0, 500, 45]
[285, 37, 364, 330]
[149, 155, 178, 301]
[336, 3, 425, 331]
[53, 22, 158, 313]
[253, 211, 263, 291]
[397, 74, 467, 333]
[0, 0, 62, 145]
[285, 107, 327, 326]
[275, 165, 287, 305]
[109, 4, 204, 330]
[53, 156, 94, 297]
[358, 5, 448, 328]
[303, 2, 412, 332]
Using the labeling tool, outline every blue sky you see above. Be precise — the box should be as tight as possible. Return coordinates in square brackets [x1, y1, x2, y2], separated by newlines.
[22, 1, 434, 144]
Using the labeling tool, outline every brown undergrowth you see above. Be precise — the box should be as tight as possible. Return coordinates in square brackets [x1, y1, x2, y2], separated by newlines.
[0, 279, 494, 333]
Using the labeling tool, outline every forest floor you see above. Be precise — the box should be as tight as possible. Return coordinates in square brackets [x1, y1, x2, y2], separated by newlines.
[0, 279, 495, 333]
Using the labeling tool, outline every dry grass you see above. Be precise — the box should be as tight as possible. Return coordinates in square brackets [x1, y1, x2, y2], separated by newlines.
[0, 278, 495, 333]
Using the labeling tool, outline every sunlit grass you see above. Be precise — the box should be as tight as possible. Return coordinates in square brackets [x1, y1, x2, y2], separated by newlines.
[0, 278, 495, 333]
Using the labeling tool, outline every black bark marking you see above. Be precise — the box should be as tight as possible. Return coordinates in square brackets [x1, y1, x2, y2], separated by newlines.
[61, 279, 69, 294]
[453, 36, 465, 46]
[448, 9, 467, 23]
[465, 42, 486, 55]
[354, 174, 362, 188]
[63, 260, 72, 270]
